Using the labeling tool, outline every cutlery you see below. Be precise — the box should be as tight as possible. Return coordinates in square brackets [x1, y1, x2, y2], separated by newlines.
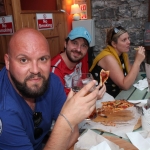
[130, 102, 141, 106]
[146, 98, 150, 109]
[136, 105, 144, 115]
[131, 102, 143, 115]
[124, 100, 141, 106]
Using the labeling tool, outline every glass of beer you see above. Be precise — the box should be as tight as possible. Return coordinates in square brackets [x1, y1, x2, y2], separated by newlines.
[72, 73, 97, 120]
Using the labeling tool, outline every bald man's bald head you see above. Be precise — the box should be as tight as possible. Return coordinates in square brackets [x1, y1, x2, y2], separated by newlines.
[8, 28, 49, 55]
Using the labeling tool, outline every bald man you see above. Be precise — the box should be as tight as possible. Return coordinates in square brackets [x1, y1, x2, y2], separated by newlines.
[0, 28, 103, 150]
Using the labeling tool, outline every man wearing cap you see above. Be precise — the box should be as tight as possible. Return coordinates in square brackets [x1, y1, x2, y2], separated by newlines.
[51, 27, 92, 95]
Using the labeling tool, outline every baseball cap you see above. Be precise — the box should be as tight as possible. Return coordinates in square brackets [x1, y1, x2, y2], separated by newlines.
[68, 27, 91, 44]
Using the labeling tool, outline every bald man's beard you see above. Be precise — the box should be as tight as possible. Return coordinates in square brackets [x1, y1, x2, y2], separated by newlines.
[10, 72, 49, 98]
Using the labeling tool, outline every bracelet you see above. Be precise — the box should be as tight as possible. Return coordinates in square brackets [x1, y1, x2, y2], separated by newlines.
[59, 113, 74, 133]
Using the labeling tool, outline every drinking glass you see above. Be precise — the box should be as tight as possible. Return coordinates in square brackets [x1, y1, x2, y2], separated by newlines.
[72, 73, 97, 120]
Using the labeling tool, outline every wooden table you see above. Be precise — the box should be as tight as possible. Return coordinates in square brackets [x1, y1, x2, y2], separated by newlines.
[103, 136, 137, 150]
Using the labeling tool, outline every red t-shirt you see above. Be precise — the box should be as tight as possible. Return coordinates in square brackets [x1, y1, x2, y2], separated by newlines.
[51, 54, 88, 95]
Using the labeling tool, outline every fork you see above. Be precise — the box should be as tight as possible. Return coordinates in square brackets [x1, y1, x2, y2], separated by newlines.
[135, 98, 150, 115]
[136, 105, 144, 115]
[127, 101, 143, 115]
[124, 99, 141, 106]
[130, 102, 141, 106]
[146, 98, 150, 109]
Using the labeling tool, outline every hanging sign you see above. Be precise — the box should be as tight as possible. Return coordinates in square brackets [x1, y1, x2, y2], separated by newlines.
[0, 15, 14, 35]
[80, 4, 87, 20]
[36, 13, 54, 30]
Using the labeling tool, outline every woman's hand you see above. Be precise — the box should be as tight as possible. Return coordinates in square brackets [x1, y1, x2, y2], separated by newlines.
[135, 46, 145, 65]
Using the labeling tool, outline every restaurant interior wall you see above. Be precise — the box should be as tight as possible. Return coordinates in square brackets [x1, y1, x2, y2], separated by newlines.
[0, 0, 72, 69]
[20, 0, 57, 10]
[1, 0, 148, 72]
[90, 0, 149, 71]
[0, 0, 92, 70]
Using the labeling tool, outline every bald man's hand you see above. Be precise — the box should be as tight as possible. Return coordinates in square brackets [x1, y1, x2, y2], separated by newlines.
[60, 80, 99, 128]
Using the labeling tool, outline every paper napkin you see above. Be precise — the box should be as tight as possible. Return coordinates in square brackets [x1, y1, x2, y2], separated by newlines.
[133, 78, 148, 90]
[74, 129, 124, 150]
[90, 141, 112, 150]
[126, 131, 150, 150]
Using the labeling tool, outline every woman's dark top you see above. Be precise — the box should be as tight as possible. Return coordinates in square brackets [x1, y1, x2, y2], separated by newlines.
[90, 55, 127, 98]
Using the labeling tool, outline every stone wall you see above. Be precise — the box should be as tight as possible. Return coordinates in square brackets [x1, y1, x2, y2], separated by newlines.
[91, 0, 149, 71]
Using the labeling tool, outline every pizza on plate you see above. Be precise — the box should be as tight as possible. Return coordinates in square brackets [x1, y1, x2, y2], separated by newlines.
[97, 99, 134, 114]
[96, 99, 134, 126]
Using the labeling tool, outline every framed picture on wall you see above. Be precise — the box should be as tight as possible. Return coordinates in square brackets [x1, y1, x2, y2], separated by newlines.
[0, 0, 6, 16]
[75, 0, 91, 19]
[75, 0, 87, 20]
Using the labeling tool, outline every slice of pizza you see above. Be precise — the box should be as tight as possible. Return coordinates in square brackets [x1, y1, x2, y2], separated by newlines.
[99, 69, 110, 87]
